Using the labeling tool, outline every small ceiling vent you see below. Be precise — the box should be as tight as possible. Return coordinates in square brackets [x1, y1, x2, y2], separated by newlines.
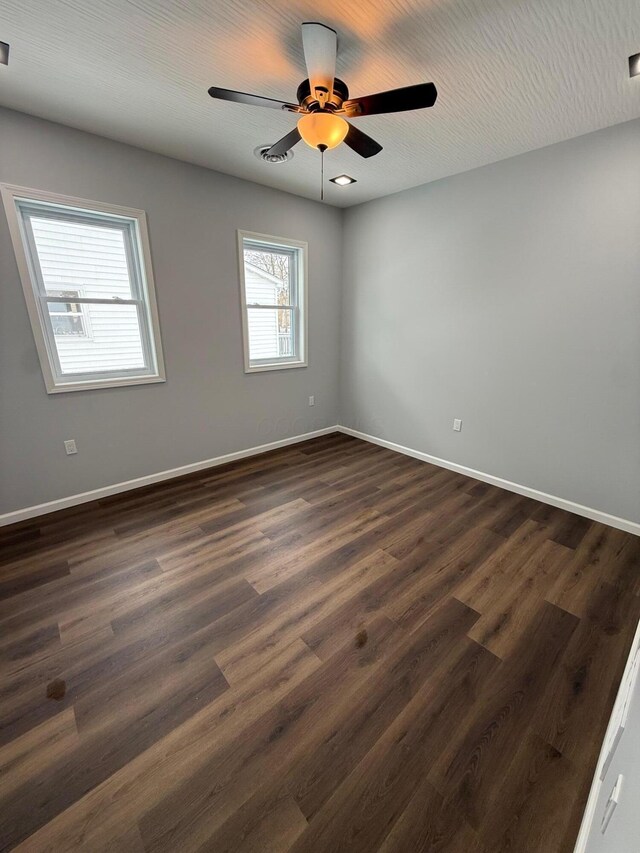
[254, 145, 294, 164]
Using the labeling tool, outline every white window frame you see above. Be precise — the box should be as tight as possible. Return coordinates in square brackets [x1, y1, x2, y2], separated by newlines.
[1, 183, 166, 393]
[237, 229, 308, 373]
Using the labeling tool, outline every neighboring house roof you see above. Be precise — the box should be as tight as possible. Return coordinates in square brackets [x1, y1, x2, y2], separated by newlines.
[244, 262, 283, 287]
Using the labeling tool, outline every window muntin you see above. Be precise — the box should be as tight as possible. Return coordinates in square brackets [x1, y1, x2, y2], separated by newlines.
[238, 232, 307, 372]
[1, 185, 165, 392]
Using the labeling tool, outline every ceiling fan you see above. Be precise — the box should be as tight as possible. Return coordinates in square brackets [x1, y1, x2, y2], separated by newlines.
[208, 22, 438, 161]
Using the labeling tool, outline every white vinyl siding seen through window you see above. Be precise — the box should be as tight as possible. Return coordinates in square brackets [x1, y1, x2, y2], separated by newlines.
[238, 230, 307, 373]
[1, 185, 165, 393]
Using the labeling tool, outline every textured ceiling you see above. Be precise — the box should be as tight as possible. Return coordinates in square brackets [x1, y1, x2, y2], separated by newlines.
[1, 0, 639, 207]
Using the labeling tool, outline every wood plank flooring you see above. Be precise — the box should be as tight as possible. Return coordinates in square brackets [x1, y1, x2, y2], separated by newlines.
[1, 432, 639, 852]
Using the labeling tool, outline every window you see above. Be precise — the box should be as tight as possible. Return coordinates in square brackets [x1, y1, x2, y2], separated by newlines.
[1, 184, 165, 393]
[238, 230, 307, 372]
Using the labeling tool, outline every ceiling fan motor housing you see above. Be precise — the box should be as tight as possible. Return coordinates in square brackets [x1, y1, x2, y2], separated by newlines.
[296, 77, 349, 112]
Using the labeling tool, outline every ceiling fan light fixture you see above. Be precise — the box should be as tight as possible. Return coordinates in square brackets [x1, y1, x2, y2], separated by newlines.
[297, 112, 348, 150]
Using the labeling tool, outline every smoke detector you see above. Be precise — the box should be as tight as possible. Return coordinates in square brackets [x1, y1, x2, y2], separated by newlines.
[254, 144, 294, 164]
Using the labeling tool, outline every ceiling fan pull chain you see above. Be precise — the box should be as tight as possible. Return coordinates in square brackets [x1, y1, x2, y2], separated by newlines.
[321, 147, 324, 201]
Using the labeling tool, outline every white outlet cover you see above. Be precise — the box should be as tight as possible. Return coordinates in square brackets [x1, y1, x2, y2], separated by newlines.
[601, 774, 623, 834]
[309, 396, 315, 406]
[453, 419, 462, 432]
[64, 439, 78, 455]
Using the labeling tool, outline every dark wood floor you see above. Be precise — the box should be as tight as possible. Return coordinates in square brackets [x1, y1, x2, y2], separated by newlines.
[1, 433, 639, 852]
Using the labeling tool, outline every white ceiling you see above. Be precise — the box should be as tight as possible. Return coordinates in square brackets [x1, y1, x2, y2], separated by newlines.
[1, 0, 639, 207]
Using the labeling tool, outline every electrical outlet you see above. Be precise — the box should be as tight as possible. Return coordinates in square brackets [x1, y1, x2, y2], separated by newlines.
[601, 774, 623, 833]
[453, 419, 462, 432]
[308, 395, 315, 407]
[64, 439, 78, 455]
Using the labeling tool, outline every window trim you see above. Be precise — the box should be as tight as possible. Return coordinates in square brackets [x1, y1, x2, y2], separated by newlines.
[237, 229, 308, 373]
[1, 183, 166, 393]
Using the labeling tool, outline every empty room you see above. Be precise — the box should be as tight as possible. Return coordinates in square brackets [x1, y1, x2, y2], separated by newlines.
[1, 1, 639, 851]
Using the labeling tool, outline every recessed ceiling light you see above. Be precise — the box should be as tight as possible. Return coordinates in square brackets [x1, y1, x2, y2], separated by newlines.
[330, 174, 357, 186]
[0, 41, 9, 66]
[629, 53, 640, 78]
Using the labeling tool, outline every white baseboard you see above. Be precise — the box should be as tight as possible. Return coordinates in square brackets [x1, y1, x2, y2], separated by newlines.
[337, 425, 640, 537]
[3, 424, 638, 536]
[0, 426, 340, 528]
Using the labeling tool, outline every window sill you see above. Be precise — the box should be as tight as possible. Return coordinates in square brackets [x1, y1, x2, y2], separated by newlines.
[244, 360, 308, 374]
[45, 374, 166, 394]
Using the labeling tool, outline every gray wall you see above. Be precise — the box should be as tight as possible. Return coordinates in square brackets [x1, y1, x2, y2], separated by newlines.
[0, 108, 343, 515]
[340, 118, 640, 523]
[2, 107, 639, 524]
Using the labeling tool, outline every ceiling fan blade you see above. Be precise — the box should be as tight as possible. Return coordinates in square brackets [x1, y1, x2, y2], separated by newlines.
[344, 123, 382, 158]
[301, 22, 337, 103]
[344, 82, 437, 116]
[266, 127, 302, 157]
[208, 87, 298, 112]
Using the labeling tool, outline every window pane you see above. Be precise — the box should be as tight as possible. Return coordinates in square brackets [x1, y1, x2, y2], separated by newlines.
[277, 307, 294, 357]
[247, 307, 294, 361]
[49, 301, 75, 313]
[47, 302, 145, 374]
[243, 247, 291, 305]
[30, 216, 134, 300]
